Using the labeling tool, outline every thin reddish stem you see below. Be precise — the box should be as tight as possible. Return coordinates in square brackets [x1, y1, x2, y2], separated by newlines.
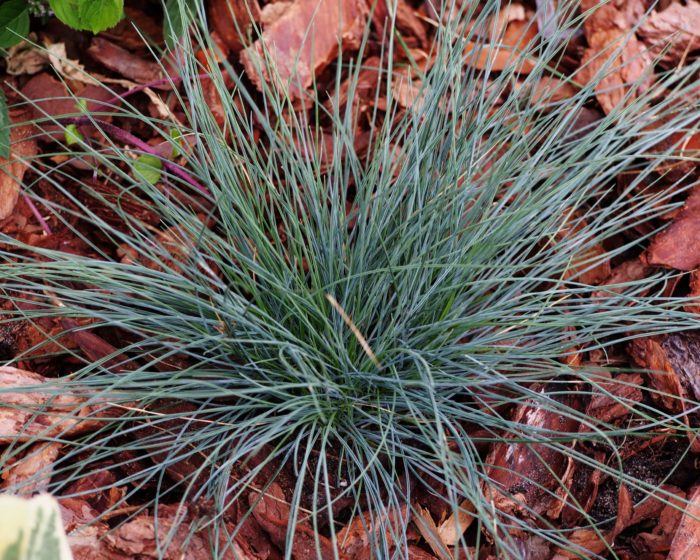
[21, 193, 53, 235]
[64, 117, 210, 197]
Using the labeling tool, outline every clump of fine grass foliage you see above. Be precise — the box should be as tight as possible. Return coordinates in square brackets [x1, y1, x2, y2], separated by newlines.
[3, 0, 700, 557]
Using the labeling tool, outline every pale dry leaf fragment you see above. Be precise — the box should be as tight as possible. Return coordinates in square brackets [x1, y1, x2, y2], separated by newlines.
[240, 0, 368, 99]
[0, 123, 38, 221]
[668, 485, 700, 559]
[638, 0, 700, 66]
[436, 499, 475, 547]
[5, 36, 49, 76]
[0, 366, 101, 443]
[412, 506, 452, 560]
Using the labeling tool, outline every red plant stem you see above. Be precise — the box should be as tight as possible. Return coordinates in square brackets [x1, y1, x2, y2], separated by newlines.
[64, 117, 210, 197]
[22, 193, 53, 235]
[103, 73, 211, 107]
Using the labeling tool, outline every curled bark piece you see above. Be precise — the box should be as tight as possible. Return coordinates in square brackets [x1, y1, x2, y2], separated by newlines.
[0, 366, 101, 443]
[669, 485, 700, 560]
[240, 0, 368, 99]
[578, 1, 653, 114]
[638, 1, 700, 67]
[645, 186, 700, 271]
[483, 385, 583, 525]
[210, 0, 261, 53]
[0, 123, 38, 221]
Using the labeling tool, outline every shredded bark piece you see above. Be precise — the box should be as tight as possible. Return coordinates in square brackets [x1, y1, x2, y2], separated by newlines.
[638, 1, 700, 67]
[240, 0, 368, 99]
[0, 441, 61, 494]
[0, 123, 37, 220]
[0, 366, 101, 443]
[668, 485, 700, 559]
[578, 1, 653, 114]
[210, 0, 261, 53]
[87, 38, 166, 86]
[646, 186, 700, 270]
[483, 385, 583, 522]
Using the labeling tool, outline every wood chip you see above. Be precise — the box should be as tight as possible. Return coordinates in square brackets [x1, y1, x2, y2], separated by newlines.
[482, 385, 583, 521]
[578, 2, 653, 114]
[0, 366, 101, 443]
[210, 0, 261, 53]
[87, 37, 165, 86]
[1, 441, 61, 494]
[249, 482, 336, 558]
[638, 1, 700, 67]
[583, 372, 644, 426]
[646, 186, 700, 270]
[668, 485, 700, 559]
[436, 499, 475, 548]
[240, 0, 368, 99]
[0, 123, 37, 221]
[337, 506, 411, 559]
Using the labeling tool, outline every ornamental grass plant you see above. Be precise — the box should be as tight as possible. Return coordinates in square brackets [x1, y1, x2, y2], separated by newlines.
[2, 0, 700, 558]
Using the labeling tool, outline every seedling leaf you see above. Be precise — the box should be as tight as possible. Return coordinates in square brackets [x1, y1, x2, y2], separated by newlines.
[133, 154, 162, 185]
[64, 124, 83, 146]
[0, 89, 9, 159]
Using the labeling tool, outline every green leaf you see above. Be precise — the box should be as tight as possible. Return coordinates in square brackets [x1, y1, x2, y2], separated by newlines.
[164, 0, 195, 49]
[0, 89, 9, 159]
[133, 154, 162, 185]
[64, 124, 83, 146]
[77, 0, 123, 33]
[49, 0, 123, 33]
[0, 0, 30, 48]
[47, 0, 82, 30]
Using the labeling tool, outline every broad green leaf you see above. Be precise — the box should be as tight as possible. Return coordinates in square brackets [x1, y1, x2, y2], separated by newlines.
[0, 0, 30, 48]
[77, 0, 123, 33]
[133, 154, 162, 185]
[49, 0, 123, 33]
[0, 494, 73, 560]
[164, 0, 196, 49]
[0, 89, 8, 159]
[47, 0, 82, 30]
[64, 124, 83, 146]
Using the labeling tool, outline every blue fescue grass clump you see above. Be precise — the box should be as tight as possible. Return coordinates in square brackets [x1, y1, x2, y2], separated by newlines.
[2, 1, 700, 557]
